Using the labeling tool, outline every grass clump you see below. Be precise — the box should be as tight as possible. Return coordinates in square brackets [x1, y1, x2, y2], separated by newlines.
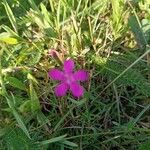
[0, 0, 150, 149]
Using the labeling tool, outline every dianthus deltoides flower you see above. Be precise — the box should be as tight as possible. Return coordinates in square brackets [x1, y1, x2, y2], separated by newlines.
[49, 59, 88, 98]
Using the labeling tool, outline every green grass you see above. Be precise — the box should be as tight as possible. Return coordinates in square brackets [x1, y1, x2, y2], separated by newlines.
[0, 0, 150, 149]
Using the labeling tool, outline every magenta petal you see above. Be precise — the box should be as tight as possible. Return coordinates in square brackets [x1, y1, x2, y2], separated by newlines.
[73, 70, 88, 81]
[48, 69, 64, 81]
[70, 82, 84, 98]
[64, 59, 74, 72]
[55, 83, 69, 97]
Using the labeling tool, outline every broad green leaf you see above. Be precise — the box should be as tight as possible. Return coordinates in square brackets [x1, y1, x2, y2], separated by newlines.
[0, 38, 18, 45]
[0, 37, 18, 44]
[0, 32, 18, 44]
[6, 77, 26, 91]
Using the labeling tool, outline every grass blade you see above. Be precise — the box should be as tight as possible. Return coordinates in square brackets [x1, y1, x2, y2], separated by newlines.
[127, 103, 150, 129]
[6, 95, 31, 139]
[2, 0, 18, 33]
[128, 15, 147, 49]
[39, 134, 67, 145]
[61, 140, 78, 147]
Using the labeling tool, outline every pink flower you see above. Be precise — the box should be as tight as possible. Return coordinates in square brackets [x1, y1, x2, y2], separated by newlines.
[48, 59, 88, 98]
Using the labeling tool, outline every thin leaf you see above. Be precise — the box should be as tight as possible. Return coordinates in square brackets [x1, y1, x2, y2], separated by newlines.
[128, 15, 147, 49]
[69, 98, 86, 106]
[54, 107, 74, 131]
[2, 0, 18, 33]
[4, 128, 35, 149]
[61, 140, 78, 147]
[127, 103, 150, 129]
[5, 95, 30, 139]
[2, 25, 19, 37]
[0, 128, 7, 137]
[29, 81, 40, 112]
[28, 73, 40, 112]
[39, 135, 67, 145]
[28, 0, 40, 13]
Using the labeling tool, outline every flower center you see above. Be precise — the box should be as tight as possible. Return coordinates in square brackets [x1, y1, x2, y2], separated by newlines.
[64, 73, 74, 85]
